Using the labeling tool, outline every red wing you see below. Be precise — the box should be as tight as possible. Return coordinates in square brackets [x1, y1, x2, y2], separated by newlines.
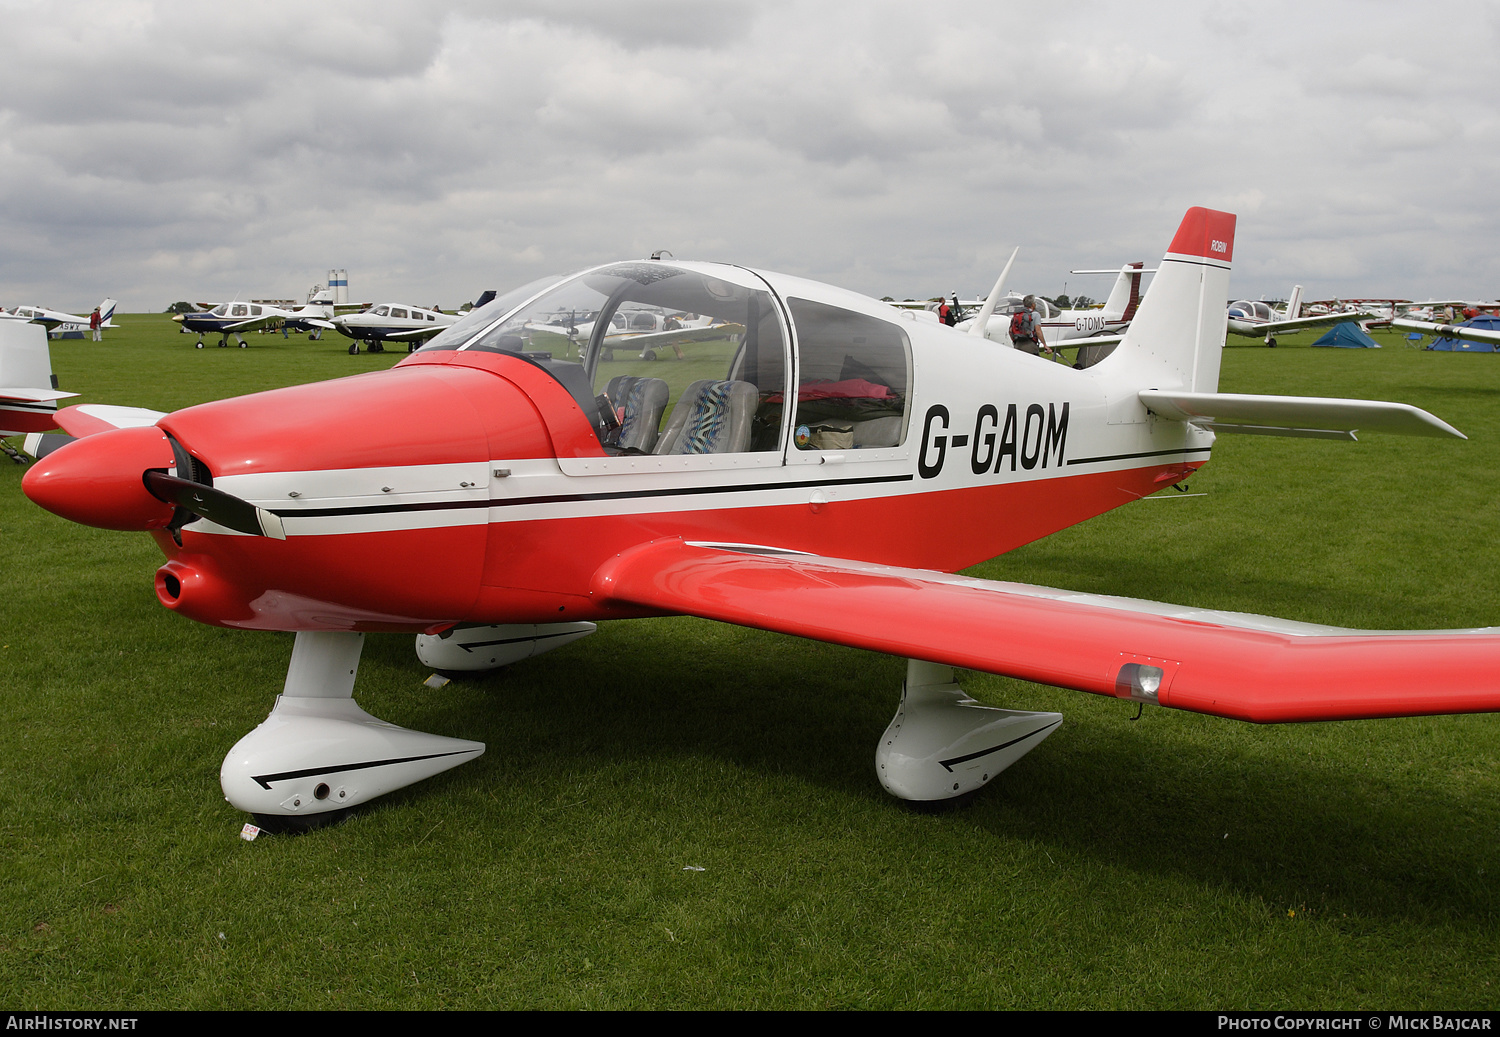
[591, 539, 1500, 724]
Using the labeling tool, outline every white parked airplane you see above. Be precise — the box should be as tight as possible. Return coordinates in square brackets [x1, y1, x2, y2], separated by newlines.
[333, 304, 458, 354]
[506, 305, 746, 362]
[7, 299, 118, 338]
[1226, 286, 1376, 347]
[174, 299, 336, 348]
[958, 262, 1152, 366]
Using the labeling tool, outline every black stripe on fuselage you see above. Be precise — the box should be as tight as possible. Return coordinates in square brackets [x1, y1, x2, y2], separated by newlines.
[268, 472, 917, 520]
[1066, 446, 1212, 466]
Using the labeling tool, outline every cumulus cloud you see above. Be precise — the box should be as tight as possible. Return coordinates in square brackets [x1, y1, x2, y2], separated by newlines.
[0, 0, 1497, 310]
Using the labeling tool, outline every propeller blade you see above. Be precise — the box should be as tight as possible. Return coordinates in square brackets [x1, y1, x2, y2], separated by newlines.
[142, 470, 287, 540]
[21, 432, 76, 460]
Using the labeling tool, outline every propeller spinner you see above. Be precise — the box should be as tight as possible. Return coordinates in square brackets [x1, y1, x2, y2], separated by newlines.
[22, 425, 285, 539]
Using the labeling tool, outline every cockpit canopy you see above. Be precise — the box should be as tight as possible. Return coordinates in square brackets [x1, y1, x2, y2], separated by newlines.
[417, 262, 913, 457]
[990, 296, 1059, 319]
[1228, 300, 1275, 321]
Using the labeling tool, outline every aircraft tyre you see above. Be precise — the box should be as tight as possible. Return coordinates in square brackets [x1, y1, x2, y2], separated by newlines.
[1267, 337, 1278, 348]
[348, 344, 359, 355]
[252, 807, 351, 835]
[642, 349, 657, 361]
[195, 342, 204, 349]
[370, 343, 384, 353]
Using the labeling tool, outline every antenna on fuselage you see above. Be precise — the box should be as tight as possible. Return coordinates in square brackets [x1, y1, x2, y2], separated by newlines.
[968, 247, 1020, 338]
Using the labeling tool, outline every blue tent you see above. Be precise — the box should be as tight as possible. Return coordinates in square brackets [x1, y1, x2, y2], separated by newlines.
[1312, 322, 1379, 348]
[1429, 314, 1500, 353]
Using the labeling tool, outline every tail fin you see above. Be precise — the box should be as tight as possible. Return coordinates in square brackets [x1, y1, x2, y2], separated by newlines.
[1111, 207, 1235, 393]
[98, 299, 118, 327]
[0, 319, 75, 437]
[1100, 262, 1146, 322]
[1285, 285, 1303, 321]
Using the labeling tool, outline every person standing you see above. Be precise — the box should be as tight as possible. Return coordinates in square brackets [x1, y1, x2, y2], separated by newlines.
[1008, 295, 1047, 355]
[89, 307, 102, 342]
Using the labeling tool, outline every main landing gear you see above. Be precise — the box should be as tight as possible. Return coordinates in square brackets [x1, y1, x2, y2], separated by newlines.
[877, 660, 1062, 801]
[197, 333, 247, 349]
[222, 636, 1063, 829]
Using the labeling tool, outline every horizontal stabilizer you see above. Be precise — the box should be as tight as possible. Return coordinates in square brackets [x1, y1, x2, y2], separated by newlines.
[592, 540, 1500, 724]
[1140, 390, 1464, 439]
[0, 387, 78, 403]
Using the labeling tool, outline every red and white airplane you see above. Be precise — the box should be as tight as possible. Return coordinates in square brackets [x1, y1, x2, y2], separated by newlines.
[19, 207, 1498, 831]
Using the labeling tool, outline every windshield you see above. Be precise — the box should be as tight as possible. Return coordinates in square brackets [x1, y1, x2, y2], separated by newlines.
[437, 262, 790, 455]
[418, 274, 566, 351]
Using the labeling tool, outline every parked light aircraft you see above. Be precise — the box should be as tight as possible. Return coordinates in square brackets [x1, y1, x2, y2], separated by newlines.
[21, 207, 1500, 832]
[333, 304, 459, 354]
[283, 285, 341, 339]
[174, 297, 336, 348]
[958, 262, 1151, 366]
[1227, 286, 1376, 347]
[512, 306, 747, 362]
[7, 299, 118, 337]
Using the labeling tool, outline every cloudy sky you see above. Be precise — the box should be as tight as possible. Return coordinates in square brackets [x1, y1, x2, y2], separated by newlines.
[2, 0, 1497, 313]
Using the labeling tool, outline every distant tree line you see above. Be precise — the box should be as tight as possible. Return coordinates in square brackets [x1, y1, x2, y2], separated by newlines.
[164, 301, 196, 314]
[1051, 294, 1097, 309]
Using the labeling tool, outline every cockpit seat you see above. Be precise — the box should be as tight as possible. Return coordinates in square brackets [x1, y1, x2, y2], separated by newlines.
[605, 375, 670, 453]
[653, 379, 758, 455]
[852, 415, 904, 448]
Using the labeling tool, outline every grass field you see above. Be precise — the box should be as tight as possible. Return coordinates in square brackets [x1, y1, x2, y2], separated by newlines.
[3, 315, 1499, 1009]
